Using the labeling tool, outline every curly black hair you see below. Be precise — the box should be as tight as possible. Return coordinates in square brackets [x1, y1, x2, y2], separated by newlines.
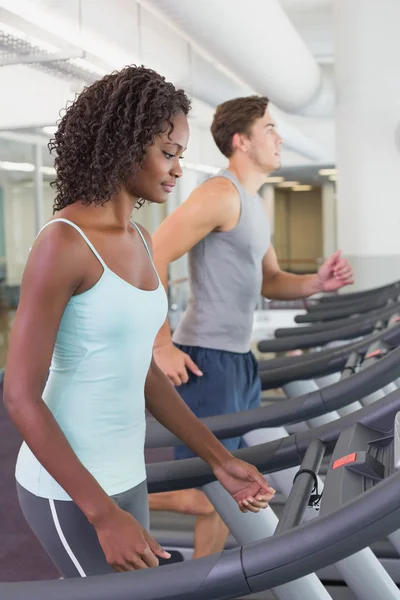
[49, 65, 191, 211]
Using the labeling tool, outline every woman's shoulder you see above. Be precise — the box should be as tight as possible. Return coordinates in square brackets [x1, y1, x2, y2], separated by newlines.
[28, 218, 94, 287]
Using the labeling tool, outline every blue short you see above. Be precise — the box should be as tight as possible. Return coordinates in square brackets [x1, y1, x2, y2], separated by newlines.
[174, 344, 261, 460]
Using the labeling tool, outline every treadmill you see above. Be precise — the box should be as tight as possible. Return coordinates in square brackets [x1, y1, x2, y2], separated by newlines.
[5, 391, 400, 600]
[306, 279, 400, 309]
[146, 328, 400, 590]
[258, 304, 400, 353]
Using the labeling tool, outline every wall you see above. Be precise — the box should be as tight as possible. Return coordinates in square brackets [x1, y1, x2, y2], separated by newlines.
[321, 181, 336, 259]
[1, 174, 55, 286]
[274, 187, 322, 272]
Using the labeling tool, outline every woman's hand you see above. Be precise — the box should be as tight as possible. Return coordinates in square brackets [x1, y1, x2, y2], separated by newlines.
[213, 457, 276, 513]
[93, 504, 171, 571]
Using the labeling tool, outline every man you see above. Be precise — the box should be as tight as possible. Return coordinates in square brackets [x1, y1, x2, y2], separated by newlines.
[149, 96, 354, 558]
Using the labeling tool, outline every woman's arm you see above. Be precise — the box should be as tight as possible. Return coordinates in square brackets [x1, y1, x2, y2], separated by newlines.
[145, 359, 276, 509]
[145, 358, 231, 469]
[4, 224, 115, 523]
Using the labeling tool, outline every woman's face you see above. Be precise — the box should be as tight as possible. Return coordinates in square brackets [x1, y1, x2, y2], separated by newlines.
[127, 112, 190, 204]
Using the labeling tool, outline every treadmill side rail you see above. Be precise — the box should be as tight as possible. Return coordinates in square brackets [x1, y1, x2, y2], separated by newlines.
[394, 412, 400, 470]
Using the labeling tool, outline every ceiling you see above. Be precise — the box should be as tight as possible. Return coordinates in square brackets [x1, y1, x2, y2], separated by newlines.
[0, 0, 338, 176]
[280, 0, 334, 64]
[274, 163, 335, 186]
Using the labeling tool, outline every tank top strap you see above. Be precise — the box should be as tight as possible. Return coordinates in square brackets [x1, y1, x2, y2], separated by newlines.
[38, 218, 107, 269]
[130, 221, 153, 261]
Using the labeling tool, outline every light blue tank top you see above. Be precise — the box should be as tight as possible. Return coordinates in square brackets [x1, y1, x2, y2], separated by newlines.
[16, 218, 168, 500]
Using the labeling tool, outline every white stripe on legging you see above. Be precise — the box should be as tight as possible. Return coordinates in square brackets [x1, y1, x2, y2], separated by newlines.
[49, 499, 87, 577]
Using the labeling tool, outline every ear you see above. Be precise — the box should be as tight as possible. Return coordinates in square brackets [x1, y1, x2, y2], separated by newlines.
[232, 131, 249, 154]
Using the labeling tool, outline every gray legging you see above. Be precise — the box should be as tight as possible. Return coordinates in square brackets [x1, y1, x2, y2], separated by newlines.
[16, 480, 149, 578]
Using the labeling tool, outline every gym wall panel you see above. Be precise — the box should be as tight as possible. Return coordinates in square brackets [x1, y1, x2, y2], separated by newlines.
[288, 188, 322, 271]
[2, 176, 54, 287]
[274, 188, 322, 272]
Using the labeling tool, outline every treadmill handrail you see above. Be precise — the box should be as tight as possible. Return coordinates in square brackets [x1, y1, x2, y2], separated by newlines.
[258, 304, 399, 352]
[295, 300, 394, 324]
[259, 325, 400, 388]
[145, 345, 400, 448]
[301, 294, 389, 321]
[276, 302, 400, 336]
[146, 389, 400, 490]
[309, 292, 396, 311]
[242, 466, 400, 591]
[317, 280, 400, 304]
[259, 321, 400, 373]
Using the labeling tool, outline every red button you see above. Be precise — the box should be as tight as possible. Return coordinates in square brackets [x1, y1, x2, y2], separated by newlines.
[365, 349, 382, 359]
[332, 452, 357, 469]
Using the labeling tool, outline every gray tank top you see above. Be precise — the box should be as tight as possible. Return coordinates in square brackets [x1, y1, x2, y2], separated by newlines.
[173, 169, 270, 353]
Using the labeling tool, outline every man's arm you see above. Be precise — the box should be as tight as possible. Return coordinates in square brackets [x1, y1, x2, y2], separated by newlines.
[261, 246, 354, 300]
[152, 177, 239, 385]
[153, 177, 238, 343]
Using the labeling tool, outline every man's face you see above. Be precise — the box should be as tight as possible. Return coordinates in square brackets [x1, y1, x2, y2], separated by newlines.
[243, 109, 283, 173]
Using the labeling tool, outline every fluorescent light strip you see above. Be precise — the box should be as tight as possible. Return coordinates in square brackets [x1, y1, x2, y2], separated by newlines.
[0, 21, 107, 78]
[277, 181, 299, 188]
[0, 161, 55, 175]
[0, 0, 137, 69]
[182, 162, 221, 175]
[41, 166, 56, 176]
[2, 158, 219, 178]
[0, 20, 58, 53]
[319, 168, 337, 176]
[42, 126, 57, 136]
[292, 185, 312, 192]
[265, 176, 284, 183]
[70, 57, 107, 77]
[0, 161, 34, 172]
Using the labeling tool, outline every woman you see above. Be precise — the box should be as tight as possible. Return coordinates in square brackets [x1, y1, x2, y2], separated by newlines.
[3, 65, 275, 578]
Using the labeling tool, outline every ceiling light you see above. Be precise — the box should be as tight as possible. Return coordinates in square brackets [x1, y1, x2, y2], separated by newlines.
[70, 57, 107, 77]
[292, 185, 312, 192]
[182, 162, 221, 175]
[0, 161, 34, 172]
[265, 176, 284, 183]
[277, 181, 299, 188]
[0, 20, 57, 53]
[0, 14, 108, 83]
[41, 166, 56, 176]
[319, 168, 337, 176]
[42, 126, 57, 136]
[0, 160, 55, 175]
[0, 0, 137, 69]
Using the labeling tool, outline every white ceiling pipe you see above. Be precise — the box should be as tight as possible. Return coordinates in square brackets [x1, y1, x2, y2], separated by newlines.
[0, 0, 323, 160]
[146, 0, 334, 117]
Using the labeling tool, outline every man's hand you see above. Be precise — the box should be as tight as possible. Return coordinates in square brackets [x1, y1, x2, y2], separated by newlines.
[316, 250, 354, 292]
[154, 343, 203, 387]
